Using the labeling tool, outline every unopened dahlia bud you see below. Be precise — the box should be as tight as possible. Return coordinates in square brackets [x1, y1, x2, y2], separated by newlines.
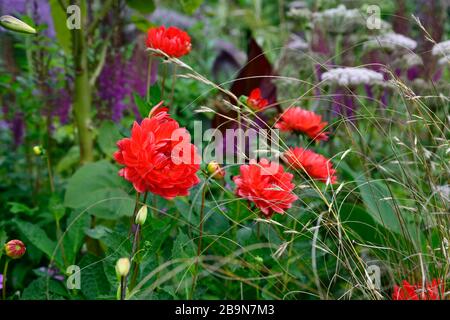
[115, 258, 130, 278]
[0, 15, 36, 35]
[135, 205, 148, 226]
[33, 145, 43, 156]
[4, 240, 26, 259]
[207, 161, 225, 180]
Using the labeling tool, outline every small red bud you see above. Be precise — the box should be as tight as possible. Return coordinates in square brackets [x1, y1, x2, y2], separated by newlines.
[4, 240, 26, 259]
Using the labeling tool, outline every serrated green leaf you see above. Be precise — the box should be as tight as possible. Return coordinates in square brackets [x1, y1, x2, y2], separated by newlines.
[21, 277, 68, 300]
[79, 254, 112, 299]
[63, 211, 90, 265]
[15, 220, 64, 268]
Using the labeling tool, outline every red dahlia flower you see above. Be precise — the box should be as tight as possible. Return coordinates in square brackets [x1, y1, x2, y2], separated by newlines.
[275, 107, 329, 141]
[114, 106, 201, 199]
[233, 159, 297, 218]
[146, 26, 191, 58]
[4, 239, 26, 259]
[247, 88, 268, 111]
[284, 147, 337, 184]
[393, 279, 444, 300]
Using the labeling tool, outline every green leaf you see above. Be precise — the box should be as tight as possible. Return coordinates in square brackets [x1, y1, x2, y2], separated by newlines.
[15, 220, 64, 268]
[63, 211, 90, 265]
[339, 162, 404, 234]
[180, 0, 203, 14]
[0, 229, 7, 261]
[126, 0, 156, 14]
[21, 277, 69, 300]
[7, 202, 38, 216]
[64, 161, 135, 219]
[171, 230, 195, 259]
[79, 254, 112, 300]
[97, 121, 123, 157]
[133, 92, 150, 119]
[339, 204, 384, 245]
[148, 83, 162, 105]
[49, 0, 71, 54]
[56, 146, 80, 173]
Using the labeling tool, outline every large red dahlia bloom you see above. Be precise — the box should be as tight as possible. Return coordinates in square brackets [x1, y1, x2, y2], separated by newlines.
[275, 107, 329, 141]
[393, 279, 444, 300]
[247, 88, 268, 111]
[284, 147, 337, 184]
[146, 26, 191, 58]
[114, 107, 201, 199]
[233, 159, 298, 218]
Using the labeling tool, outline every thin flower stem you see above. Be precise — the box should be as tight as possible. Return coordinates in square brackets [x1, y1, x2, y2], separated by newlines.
[190, 182, 207, 299]
[146, 55, 153, 104]
[130, 192, 148, 289]
[122, 191, 142, 299]
[169, 65, 178, 107]
[161, 61, 168, 100]
[120, 276, 126, 300]
[2, 259, 9, 300]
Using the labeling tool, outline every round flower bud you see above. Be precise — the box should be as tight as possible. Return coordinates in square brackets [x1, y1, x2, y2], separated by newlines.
[115, 258, 130, 278]
[33, 145, 43, 156]
[207, 161, 225, 180]
[0, 15, 36, 34]
[135, 205, 148, 226]
[4, 240, 26, 259]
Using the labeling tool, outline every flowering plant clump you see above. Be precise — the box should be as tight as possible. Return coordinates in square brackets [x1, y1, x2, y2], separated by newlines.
[146, 26, 191, 58]
[284, 147, 337, 184]
[275, 107, 329, 141]
[392, 279, 445, 300]
[114, 106, 201, 198]
[246, 88, 269, 111]
[233, 159, 298, 218]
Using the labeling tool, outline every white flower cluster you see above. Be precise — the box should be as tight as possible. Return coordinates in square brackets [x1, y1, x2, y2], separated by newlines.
[287, 1, 311, 19]
[313, 4, 360, 20]
[312, 5, 364, 33]
[321, 67, 384, 86]
[366, 33, 417, 51]
[432, 40, 450, 56]
[432, 40, 450, 66]
[286, 34, 309, 51]
[402, 53, 423, 67]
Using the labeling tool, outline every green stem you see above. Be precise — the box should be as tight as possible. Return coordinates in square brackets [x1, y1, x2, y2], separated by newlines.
[169, 65, 178, 108]
[190, 182, 207, 299]
[161, 62, 168, 100]
[120, 276, 126, 300]
[2, 259, 9, 300]
[46, 154, 55, 193]
[146, 55, 153, 104]
[130, 192, 148, 289]
[72, 22, 93, 164]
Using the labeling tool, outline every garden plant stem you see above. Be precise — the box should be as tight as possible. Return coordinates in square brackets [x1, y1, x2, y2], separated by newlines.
[2, 259, 9, 300]
[190, 182, 207, 299]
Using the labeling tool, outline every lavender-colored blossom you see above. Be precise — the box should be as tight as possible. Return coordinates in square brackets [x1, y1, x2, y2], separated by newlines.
[11, 112, 25, 146]
[0, 274, 3, 290]
[38, 267, 64, 281]
[97, 50, 152, 122]
[407, 65, 421, 81]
